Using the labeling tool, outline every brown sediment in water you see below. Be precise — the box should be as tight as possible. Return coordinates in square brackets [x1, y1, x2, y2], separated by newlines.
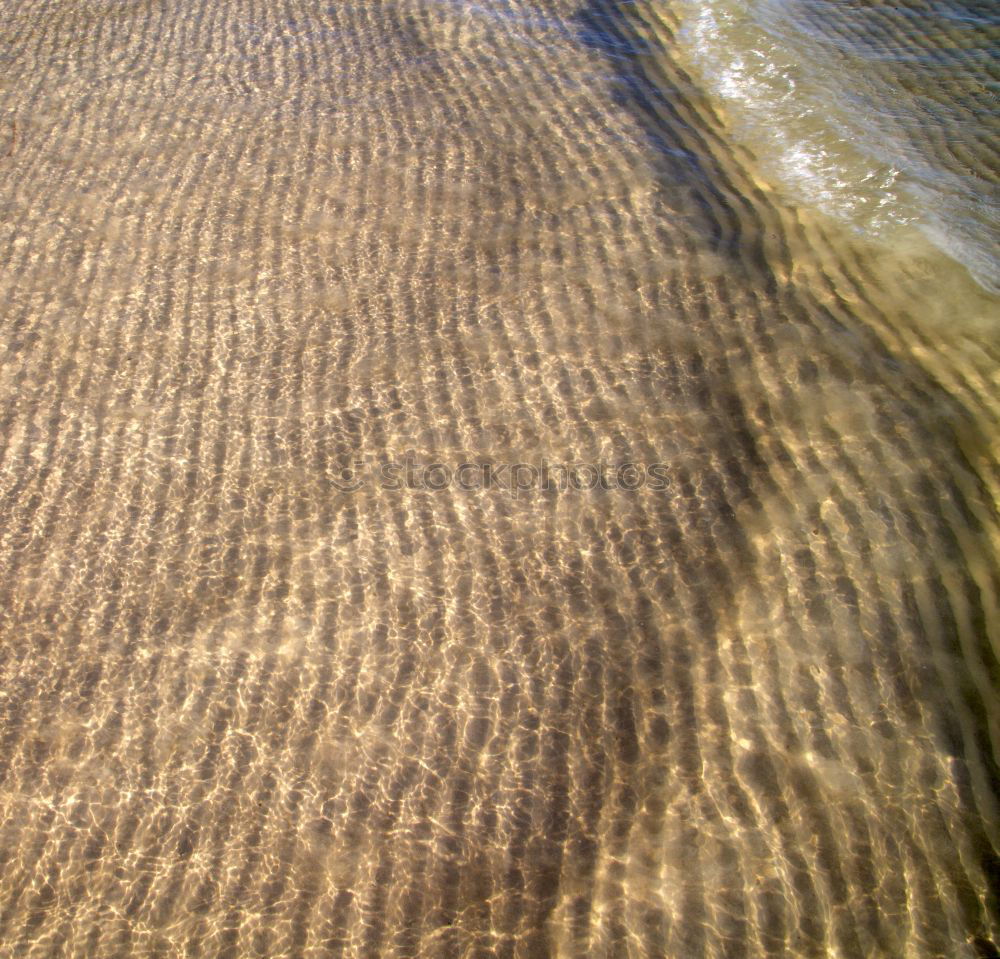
[0, 0, 998, 956]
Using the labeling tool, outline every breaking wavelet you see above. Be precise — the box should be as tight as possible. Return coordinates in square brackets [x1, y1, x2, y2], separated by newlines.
[672, 0, 1000, 293]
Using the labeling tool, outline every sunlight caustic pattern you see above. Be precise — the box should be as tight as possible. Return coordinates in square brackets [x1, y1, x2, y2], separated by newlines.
[0, 0, 998, 956]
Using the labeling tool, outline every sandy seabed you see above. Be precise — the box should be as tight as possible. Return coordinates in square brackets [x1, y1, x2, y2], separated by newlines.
[0, 0, 998, 956]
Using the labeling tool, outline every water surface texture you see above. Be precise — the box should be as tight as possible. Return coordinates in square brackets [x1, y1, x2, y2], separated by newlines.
[672, 0, 1000, 291]
[0, 0, 999, 957]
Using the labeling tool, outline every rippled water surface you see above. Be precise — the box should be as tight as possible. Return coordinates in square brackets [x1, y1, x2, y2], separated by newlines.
[674, 0, 1000, 290]
[0, 0, 998, 956]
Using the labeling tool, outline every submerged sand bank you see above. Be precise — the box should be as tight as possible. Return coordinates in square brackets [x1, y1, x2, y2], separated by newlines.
[0, 0, 997, 955]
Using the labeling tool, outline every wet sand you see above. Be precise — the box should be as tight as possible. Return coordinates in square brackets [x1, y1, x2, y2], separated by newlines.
[0, 0, 998, 956]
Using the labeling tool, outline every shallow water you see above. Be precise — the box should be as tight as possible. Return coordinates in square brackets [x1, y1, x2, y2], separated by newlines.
[0, 0, 998, 956]
[673, 0, 1000, 291]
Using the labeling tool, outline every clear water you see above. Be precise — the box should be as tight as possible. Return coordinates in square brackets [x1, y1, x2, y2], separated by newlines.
[0, 1, 997, 956]
[674, 0, 1000, 292]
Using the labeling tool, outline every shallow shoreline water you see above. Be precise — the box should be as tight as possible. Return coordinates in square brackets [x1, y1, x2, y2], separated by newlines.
[0, 1, 998, 956]
[672, 0, 1000, 294]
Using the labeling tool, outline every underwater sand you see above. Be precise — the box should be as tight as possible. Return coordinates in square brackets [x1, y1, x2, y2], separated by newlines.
[0, 0, 998, 956]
